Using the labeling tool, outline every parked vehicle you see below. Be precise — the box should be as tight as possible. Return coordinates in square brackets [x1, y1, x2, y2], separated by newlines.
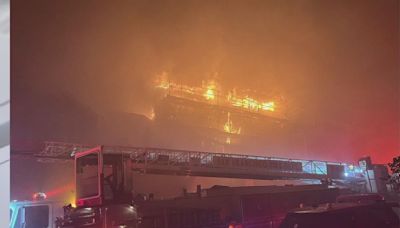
[10, 197, 64, 228]
[280, 200, 399, 228]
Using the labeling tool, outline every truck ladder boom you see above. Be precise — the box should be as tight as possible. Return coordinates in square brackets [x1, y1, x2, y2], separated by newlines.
[35, 141, 364, 181]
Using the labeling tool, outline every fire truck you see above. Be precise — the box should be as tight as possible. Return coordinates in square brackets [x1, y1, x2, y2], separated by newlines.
[40, 142, 367, 227]
[56, 146, 138, 227]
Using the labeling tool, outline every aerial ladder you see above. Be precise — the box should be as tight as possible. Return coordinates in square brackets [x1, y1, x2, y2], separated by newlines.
[36, 141, 365, 182]
[30, 141, 366, 227]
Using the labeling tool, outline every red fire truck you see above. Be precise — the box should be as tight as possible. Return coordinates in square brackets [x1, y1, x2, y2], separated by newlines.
[57, 146, 138, 227]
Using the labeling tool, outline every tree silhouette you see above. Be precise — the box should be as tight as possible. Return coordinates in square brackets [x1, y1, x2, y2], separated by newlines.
[388, 156, 400, 174]
[388, 156, 400, 192]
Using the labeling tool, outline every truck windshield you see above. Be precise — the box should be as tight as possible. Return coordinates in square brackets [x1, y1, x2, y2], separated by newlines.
[76, 153, 99, 199]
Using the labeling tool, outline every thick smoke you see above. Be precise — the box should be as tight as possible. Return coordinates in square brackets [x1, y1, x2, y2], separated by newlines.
[11, 0, 400, 200]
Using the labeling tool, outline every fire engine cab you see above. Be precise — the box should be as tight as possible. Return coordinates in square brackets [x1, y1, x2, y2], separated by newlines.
[10, 193, 64, 228]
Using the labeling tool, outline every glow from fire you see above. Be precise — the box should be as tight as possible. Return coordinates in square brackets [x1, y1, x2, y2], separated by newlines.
[203, 81, 216, 100]
[70, 198, 76, 208]
[155, 72, 198, 96]
[228, 90, 275, 112]
[262, 102, 275, 111]
[155, 73, 277, 115]
[155, 72, 170, 89]
[148, 108, 155, 120]
[204, 87, 215, 100]
[223, 112, 241, 134]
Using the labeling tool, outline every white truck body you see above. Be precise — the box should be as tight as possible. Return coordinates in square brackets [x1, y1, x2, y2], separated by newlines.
[10, 200, 64, 228]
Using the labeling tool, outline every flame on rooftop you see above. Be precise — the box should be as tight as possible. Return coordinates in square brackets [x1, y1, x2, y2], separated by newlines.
[154, 72, 280, 117]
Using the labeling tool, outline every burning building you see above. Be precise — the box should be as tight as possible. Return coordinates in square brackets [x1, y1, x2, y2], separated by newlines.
[149, 73, 297, 156]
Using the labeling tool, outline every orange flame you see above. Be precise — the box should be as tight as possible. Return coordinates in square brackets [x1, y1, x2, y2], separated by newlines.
[155, 74, 277, 115]
[223, 112, 241, 134]
[203, 80, 217, 100]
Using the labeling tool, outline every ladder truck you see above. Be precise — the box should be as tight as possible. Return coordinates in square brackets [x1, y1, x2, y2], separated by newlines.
[54, 146, 138, 227]
[35, 142, 365, 227]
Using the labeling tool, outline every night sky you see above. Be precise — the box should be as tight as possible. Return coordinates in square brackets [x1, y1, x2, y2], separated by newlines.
[12, 0, 399, 164]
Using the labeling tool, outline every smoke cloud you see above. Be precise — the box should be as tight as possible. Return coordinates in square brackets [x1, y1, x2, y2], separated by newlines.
[11, 0, 399, 168]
